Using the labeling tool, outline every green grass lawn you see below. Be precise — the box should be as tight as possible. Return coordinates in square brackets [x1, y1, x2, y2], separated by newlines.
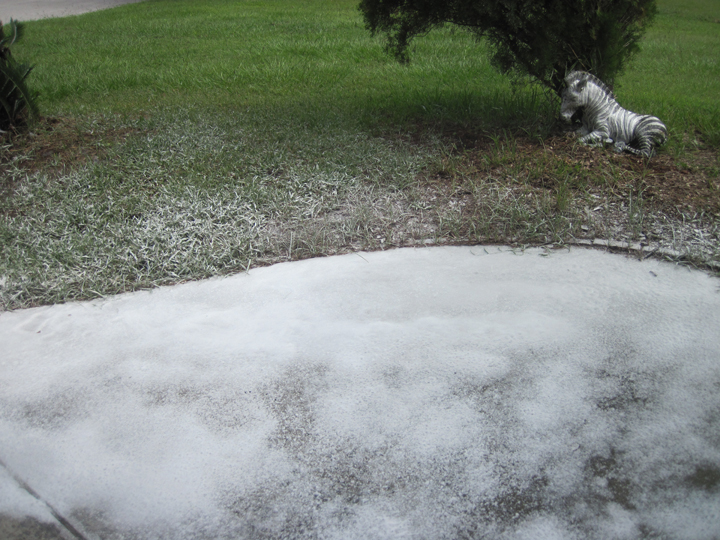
[14, 0, 719, 138]
[1, 0, 718, 310]
[16, 0, 538, 126]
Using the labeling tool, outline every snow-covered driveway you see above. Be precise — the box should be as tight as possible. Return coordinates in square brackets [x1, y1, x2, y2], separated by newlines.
[1, 246, 719, 539]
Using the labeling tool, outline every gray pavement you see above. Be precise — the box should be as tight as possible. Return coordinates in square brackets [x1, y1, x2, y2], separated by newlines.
[1, 0, 144, 22]
[1, 246, 720, 539]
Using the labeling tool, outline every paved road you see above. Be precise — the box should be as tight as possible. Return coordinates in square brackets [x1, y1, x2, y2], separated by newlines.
[1, 0, 144, 22]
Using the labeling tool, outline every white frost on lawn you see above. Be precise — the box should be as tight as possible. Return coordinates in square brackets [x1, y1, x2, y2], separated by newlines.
[0, 246, 719, 539]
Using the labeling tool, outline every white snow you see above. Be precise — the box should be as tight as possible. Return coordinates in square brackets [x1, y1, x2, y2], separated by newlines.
[1, 246, 719, 539]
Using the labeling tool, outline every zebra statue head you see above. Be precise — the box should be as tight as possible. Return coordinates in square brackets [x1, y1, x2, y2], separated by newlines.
[560, 70, 667, 157]
[560, 71, 614, 124]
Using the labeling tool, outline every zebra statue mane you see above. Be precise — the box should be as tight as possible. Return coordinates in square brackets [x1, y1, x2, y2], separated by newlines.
[560, 70, 667, 157]
[565, 71, 614, 100]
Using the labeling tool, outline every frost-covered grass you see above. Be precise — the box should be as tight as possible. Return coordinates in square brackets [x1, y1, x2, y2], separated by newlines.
[1, 109, 445, 307]
[1, 0, 718, 309]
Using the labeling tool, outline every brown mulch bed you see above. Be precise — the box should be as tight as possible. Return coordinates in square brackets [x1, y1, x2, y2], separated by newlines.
[424, 129, 720, 215]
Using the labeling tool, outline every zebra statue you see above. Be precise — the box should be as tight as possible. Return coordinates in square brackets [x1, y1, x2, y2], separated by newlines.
[560, 71, 667, 157]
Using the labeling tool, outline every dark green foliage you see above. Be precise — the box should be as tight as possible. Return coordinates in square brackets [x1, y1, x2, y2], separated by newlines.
[1, 19, 39, 132]
[359, 0, 658, 95]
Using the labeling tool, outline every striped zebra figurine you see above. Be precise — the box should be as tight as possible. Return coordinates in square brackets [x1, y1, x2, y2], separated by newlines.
[560, 71, 667, 157]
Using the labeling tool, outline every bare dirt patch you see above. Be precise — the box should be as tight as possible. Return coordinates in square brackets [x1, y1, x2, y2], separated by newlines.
[1, 116, 141, 185]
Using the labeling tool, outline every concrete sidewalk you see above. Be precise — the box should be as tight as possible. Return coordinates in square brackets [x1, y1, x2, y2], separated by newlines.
[1, 246, 719, 539]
